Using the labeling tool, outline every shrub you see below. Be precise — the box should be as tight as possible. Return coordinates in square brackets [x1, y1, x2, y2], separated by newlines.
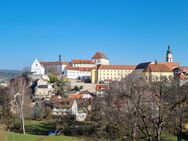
[105, 124, 121, 140]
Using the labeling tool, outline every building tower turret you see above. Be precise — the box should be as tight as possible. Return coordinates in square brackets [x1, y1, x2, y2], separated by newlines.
[166, 45, 173, 62]
[59, 55, 62, 62]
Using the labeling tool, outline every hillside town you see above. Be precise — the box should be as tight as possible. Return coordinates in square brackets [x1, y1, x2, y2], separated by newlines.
[1, 46, 188, 141]
[22, 46, 187, 122]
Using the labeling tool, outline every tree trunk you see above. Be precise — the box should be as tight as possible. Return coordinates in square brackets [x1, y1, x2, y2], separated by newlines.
[177, 113, 183, 141]
[177, 130, 182, 141]
[133, 121, 137, 141]
[20, 104, 25, 134]
[156, 127, 162, 141]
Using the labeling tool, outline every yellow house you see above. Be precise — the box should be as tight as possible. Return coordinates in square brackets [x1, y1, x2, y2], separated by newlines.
[92, 65, 136, 83]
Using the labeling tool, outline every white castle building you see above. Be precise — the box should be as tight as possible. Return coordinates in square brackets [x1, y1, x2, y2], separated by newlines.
[31, 52, 110, 80]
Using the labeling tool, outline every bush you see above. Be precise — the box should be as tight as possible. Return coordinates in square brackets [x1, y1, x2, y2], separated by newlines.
[74, 85, 80, 91]
[79, 86, 84, 90]
[105, 124, 121, 140]
[61, 121, 97, 136]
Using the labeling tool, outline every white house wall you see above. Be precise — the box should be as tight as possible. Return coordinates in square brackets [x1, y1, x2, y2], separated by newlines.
[31, 59, 45, 75]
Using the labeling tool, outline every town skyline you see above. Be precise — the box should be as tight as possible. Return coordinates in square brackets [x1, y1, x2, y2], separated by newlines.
[0, 46, 186, 70]
[0, 0, 188, 69]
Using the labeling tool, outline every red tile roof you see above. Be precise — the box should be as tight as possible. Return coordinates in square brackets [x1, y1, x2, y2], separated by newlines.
[158, 62, 180, 70]
[66, 66, 79, 71]
[71, 59, 95, 64]
[66, 66, 93, 72]
[50, 97, 75, 106]
[78, 67, 93, 71]
[40, 61, 70, 65]
[92, 52, 109, 60]
[179, 73, 188, 80]
[96, 84, 109, 91]
[143, 64, 172, 72]
[98, 65, 136, 70]
[178, 66, 188, 72]
[69, 93, 82, 99]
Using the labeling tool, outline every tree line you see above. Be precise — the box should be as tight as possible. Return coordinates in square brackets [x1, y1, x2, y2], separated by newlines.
[91, 75, 188, 141]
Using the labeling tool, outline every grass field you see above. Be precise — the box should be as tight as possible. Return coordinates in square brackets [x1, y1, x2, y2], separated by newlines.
[162, 134, 186, 141]
[12, 120, 56, 135]
[6, 120, 186, 141]
[7, 132, 77, 141]
[6, 120, 81, 141]
[0, 132, 184, 141]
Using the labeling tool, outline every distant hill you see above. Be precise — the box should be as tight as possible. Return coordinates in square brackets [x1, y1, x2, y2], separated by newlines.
[0, 70, 22, 81]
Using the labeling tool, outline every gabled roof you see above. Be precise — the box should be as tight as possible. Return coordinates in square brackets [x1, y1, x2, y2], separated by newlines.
[92, 52, 109, 60]
[143, 64, 172, 72]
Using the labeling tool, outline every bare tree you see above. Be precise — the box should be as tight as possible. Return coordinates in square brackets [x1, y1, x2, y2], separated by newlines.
[9, 74, 32, 134]
[148, 77, 171, 141]
[167, 79, 188, 141]
[92, 75, 156, 140]
[91, 75, 188, 141]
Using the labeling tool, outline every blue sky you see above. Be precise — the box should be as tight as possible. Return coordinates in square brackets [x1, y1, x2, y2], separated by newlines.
[0, 0, 188, 70]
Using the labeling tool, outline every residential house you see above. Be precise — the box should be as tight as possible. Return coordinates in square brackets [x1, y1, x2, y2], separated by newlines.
[50, 96, 78, 116]
[173, 66, 188, 84]
[50, 96, 87, 121]
[96, 84, 109, 97]
[34, 75, 55, 100]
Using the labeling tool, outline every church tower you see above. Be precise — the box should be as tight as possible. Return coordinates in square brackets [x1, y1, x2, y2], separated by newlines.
[166, 45, 173, 62]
